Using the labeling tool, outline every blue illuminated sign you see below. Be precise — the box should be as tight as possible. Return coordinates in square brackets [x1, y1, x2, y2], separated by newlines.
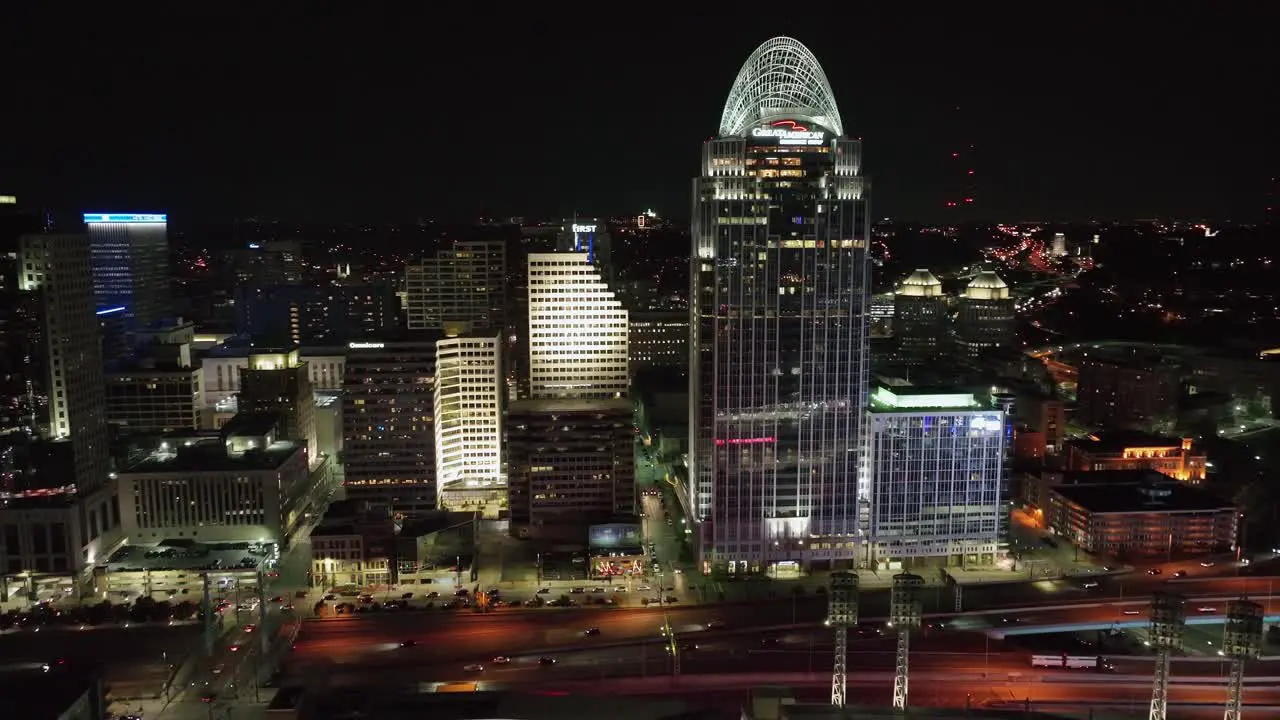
[571, 223, 597, 264]
[82, 213, 167, 224]
[96, 306, 127, 316]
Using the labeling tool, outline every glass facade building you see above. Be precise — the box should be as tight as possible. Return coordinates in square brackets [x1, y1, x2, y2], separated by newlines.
[867, 386, 1006, 566]
[690, 37, 871, 573]
[84, 214, 169, 332]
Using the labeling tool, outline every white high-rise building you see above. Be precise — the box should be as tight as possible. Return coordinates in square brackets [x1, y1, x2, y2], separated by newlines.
[527, 252, 628, 400]
[434, 333, 503, 508]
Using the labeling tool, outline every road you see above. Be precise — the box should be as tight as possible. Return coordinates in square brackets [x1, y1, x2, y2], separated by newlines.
[280, 583, 1280, 689]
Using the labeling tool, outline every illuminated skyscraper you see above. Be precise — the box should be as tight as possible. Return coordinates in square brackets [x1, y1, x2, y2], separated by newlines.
[527, 252, 628, 400]
[434, 331, 503, 508]
[83, 213, 170, 331]
[19, 236, 107, 463]
[691, 37, 871, 573]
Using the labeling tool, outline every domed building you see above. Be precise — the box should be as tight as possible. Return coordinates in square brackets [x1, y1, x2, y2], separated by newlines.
[956, 270, 1014, 359]
[892, 269, 946, 364]
[691, 36, 870, 574]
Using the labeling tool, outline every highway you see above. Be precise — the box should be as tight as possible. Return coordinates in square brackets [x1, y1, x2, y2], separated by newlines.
[287, 576, 1280, 665]
[280, 592, 1280, 695]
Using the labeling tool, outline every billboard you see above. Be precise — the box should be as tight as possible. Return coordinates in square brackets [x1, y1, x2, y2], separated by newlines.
[588, 523, 643, 550]
[748, 119, 829, 146]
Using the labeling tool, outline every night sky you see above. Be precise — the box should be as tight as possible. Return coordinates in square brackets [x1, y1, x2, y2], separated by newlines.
[6, 6, 1277, 225]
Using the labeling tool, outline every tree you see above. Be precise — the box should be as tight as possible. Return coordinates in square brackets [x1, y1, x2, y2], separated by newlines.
[420, 532, 469, 570]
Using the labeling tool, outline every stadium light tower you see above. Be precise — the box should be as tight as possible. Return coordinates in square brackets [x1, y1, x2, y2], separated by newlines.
[827, 571, 859, 707]
[1148, 592, 1187, 720]
[889, 573, 924, 711]
[1221, 599, 1264, 720]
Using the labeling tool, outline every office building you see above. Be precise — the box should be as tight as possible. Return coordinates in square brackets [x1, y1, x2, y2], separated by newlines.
[228, 239, 304, 286]
[506, 397, 634, 538]
[238, 346, 317, 466]
[17, 234, 110, 490]
[1076, 354, 1181, 431]
[234, 282, 396, 346]
[202, 343, 346, 411]
[115, 418, 311, 545]
[690, 37, 870, 573]
[342, 337, 439, 516]
[405, 241, 506, 332]
[105, 340, 203, 433]
[1046, 471, 1236, 557]
[892, 269, 946, 363]
[434, 332, 503, 509]
[955, 270, 1014, 360]
[0, 235, 122, 582]
[628, 311, 688, 373]
[866, 385, 1006, 568]
[83, 213, 169, 331]
[527, 252, 629, 400]
[1063, 431, 1206, 484]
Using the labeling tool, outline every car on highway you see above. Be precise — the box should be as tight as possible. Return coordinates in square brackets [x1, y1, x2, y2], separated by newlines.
[1172, 570, 1187, 578]
[426, 591, 440, 599]
[613, 586, 627, 593]
[401, 592, 414, 599]
[229, 644, 242, 653]
[538, 657, 557, 666]
[570, 587, 585, 594]
[212, 663, 225, 674]
[243, 624, 256, 633]
[1200, 561, 1216, 567]
[537, 587, 551, 594]
[492, 656, 510, 664]
[463, 664, 484, 672]
[583, 627, 601, 636]
[591, 587, 605, 594]
[1146, 568, 1162, 575]
[1081, 581, 1099, 589]
[706, 621, 726, 630]
[1197, 606, 1217, 613]
[399, 639, 417, 648]
[638, 585, 652, 591]
[1122, 610, 1141, 616]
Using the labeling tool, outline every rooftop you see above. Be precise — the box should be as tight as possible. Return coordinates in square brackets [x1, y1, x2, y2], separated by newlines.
[0, 664, 102, 720]
[1052, 474, 1234, 514]
[895, 268, 943, 297]
[221, 412, 282, 438]
[121, 437, 301, 474]
[869, 384, 987, 411]
[509, 397, 634, 414]
[1066, 431, 1191, 454]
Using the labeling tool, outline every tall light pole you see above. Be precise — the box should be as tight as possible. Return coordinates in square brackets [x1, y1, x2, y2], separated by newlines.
[1221, 598, 1263, 720]
[827, 571, 859, 707]
[1148, 591, 1187, 720]
[890, 573, 924, 711]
